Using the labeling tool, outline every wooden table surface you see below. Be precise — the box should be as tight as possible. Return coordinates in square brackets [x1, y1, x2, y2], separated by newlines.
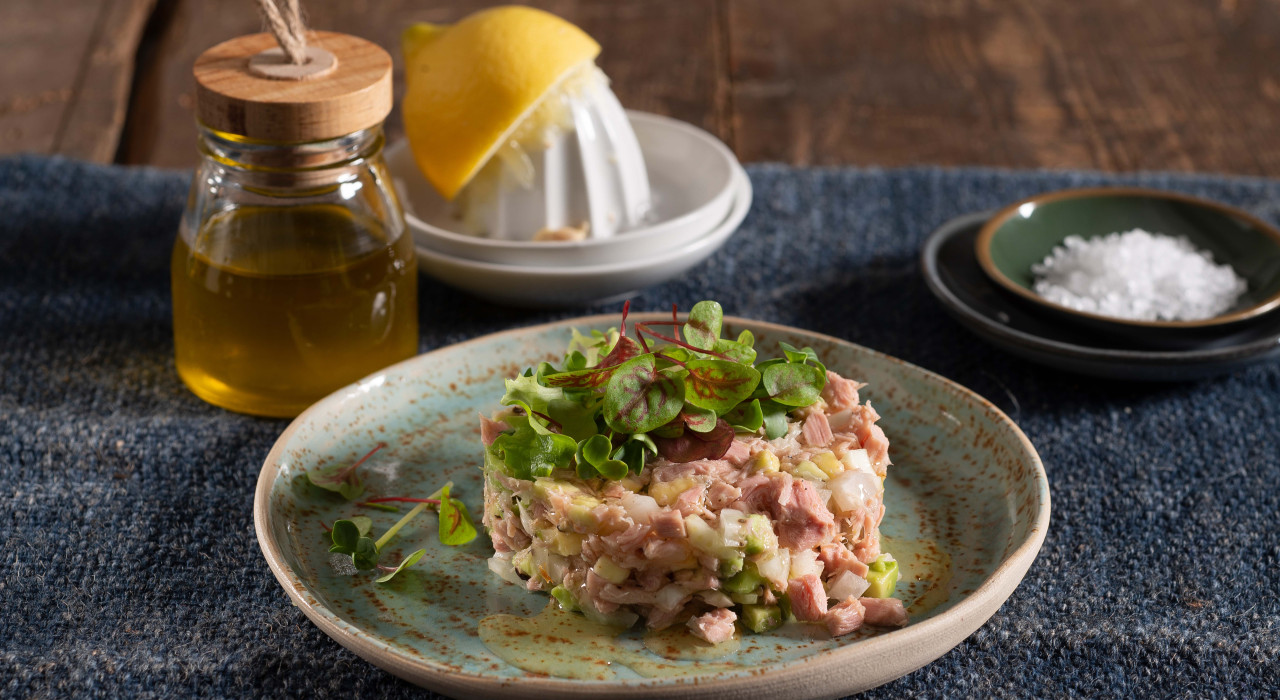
[4, 0, 1280, 174]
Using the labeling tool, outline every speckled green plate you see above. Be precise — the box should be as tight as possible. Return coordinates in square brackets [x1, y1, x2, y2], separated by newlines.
[254, 315, 1050, 699]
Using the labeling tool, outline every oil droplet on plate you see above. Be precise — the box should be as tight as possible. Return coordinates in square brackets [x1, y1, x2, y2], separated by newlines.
[479, 603, 742, 680]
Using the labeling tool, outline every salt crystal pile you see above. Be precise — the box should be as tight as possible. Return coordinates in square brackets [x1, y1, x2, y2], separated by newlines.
[1031, 229, 1248, 321]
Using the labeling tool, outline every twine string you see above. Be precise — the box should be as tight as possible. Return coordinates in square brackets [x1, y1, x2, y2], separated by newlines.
[256, 0, 307, 65]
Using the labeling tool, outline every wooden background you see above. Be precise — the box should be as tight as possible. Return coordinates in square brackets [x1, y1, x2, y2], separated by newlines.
[4, 0, 1280, 174]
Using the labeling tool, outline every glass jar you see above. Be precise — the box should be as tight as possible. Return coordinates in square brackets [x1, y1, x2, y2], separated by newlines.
[171, 124, 418, 417]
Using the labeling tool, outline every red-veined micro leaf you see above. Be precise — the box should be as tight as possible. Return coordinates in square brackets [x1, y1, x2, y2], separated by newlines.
[684, 359, 761, 414]
[603, 355, 685, 434]
[542, 336, 644, 388]
[682, 300, 723, 351]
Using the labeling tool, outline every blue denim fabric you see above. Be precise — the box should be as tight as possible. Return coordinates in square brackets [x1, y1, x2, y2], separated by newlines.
[1, 155, 1277, 698]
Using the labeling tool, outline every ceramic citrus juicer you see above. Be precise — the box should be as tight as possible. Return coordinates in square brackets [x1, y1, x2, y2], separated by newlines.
[401, 7, 651, 243]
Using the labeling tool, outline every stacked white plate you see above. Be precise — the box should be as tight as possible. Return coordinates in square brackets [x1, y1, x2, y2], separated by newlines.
[387, 111, 751, 307]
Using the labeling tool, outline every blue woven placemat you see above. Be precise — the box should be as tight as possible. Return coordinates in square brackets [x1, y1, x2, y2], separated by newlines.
[2, 155, 1278, 698]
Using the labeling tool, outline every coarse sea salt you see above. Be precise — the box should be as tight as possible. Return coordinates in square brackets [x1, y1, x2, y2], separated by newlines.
[1031, 228, 1247, 321]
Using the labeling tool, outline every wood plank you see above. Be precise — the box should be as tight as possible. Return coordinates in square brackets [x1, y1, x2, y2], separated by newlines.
[118, 0, 727, 168]
[0, 0, 154, 162]
[728, 0, 1280, 175]
[57, 0, 157, 162]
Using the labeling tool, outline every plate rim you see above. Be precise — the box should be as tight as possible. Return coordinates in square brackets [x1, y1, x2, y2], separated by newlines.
[254, 313, 1051, 698]
[922, 211, 1280, 365]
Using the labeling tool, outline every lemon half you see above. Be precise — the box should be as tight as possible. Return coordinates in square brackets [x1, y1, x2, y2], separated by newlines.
[401, 7, 601, 200]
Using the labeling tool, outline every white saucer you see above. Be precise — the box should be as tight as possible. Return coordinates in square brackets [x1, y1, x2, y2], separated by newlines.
[415, 164, 751, 307]
[387, 111, 741, 267]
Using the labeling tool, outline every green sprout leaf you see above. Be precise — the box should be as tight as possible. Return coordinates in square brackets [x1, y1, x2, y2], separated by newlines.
[501, 375, 563, 415]
[576, 434, 629, 479]
[737, 329, 755, 348]
[724, 398, 764, 432]
[328, 519, 364, 554]
[778, 342, 820, 365]
[375, 549, 426, 583]
[684, 359, 761, 414]
[438, 485, 478, 546]
[488, 413, 577, 480]
[682, 301, 723, 350]
[603, 355, 686, 434]
[681, 405, 718, 433]
[762, 362, 826, 407]
[565, 327, 617, 367]
[563, 350, 589, 372]
[629, 432, 659, 454]
[352, 537, 380, 570]
[612, 440, 652, 475]
[760, 399, 790, 440]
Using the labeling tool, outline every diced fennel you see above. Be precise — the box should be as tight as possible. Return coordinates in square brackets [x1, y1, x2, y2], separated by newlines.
[685, 515, 737, 560]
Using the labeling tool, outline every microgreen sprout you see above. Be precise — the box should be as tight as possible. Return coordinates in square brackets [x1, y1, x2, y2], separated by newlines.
[325, 479, 477, 582]
[305, 442, 385, 500]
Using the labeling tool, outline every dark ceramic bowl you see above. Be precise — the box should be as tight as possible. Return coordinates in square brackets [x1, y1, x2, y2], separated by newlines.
[975, 188, 1280, 345]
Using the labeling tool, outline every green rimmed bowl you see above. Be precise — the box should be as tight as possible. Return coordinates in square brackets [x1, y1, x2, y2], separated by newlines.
[976, 188, 1280, 346]
[254, 314, 1049, 699]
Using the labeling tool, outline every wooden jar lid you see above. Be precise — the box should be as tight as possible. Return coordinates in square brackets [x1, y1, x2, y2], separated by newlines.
[194, 31, 392, 142]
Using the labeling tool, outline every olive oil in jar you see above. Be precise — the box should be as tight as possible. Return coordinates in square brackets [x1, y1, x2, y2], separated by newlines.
[177, 31, 417, 417]
[172, 205, 418, 417]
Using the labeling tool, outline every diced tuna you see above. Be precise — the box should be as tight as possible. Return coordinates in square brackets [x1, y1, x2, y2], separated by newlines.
[674, 483, 707, 516]
[788, 574, 829, 622]
[722, 439, 752, 466]
[734, 472, 777, 513]
[651, 510, 686, 538]
[852, 512, 883, 563]
[602, 480, 629, 499]
[776, 479, 838, 551]
[852, 404, 890, 475]
[636, 567, 669, 591]
[688, 608, 737, 644]
[651, 459, 734, 483]
[821, 371, 863, 411]
[825, 597, 866, 636]
[600, 584, 658, 605]
[585, 570, 619, 613]
[706, 481, 742, 509]
[643, 537, 689, 563]
[860, 597, 909, 627]
[818, 542, 869, 578]
[605, 522, 652, 552]
[479, 413, 508, 446]
[801, 411, 834, 448]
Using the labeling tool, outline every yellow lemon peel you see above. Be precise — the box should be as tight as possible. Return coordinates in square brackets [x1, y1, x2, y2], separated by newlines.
[401, 6, 602, 200]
